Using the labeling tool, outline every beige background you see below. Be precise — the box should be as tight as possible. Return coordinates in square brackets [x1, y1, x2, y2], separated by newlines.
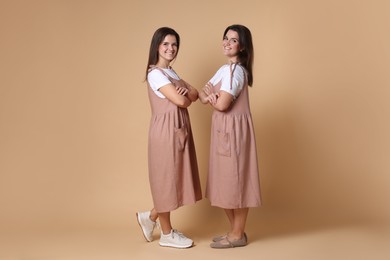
[1, 0, 390, 259]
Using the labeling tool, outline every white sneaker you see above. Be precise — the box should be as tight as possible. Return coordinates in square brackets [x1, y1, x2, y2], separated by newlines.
[159, 229, 193, 248]
[136, 211, 156, 242]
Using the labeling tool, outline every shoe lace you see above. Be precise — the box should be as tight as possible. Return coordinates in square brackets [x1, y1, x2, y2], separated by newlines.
[172, 229, 187, 240]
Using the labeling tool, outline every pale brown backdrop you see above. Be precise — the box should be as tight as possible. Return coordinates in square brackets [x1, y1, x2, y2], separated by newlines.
[1, 0, 389, 259]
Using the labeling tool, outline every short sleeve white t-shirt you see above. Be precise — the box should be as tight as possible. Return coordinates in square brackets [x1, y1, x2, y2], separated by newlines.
[147, 68, 180, 98]
[208, 64, 246, 98]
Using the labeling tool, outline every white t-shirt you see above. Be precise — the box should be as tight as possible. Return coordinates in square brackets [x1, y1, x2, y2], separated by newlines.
[147, 68, 180, 98]
[209, 64, 246, 98]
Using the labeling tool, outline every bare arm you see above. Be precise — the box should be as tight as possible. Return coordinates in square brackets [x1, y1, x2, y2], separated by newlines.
[182, 80, 199, 102]
[159, 83, 191, 108]
[199, 82, 213, 104]
[206, 90, 234, 112]
[199, 82, 233, 111]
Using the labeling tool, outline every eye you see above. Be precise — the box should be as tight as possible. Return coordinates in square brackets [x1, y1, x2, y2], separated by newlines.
[230, 39, 238, 44]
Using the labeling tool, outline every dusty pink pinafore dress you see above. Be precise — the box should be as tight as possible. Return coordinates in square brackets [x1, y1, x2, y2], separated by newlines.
[147, 67, 202, 213]
[206, 64, 261, 209]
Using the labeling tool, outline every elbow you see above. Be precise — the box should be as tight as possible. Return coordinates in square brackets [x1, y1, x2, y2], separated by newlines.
[214, 107, 227, 112]
[176, 98, 191, 108]
[198, 93, 209, 104]
[189, 93, 198, 102]
[213, 103, 230, 112]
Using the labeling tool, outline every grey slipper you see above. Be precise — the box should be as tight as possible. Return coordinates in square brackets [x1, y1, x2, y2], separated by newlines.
[212, 234, 227, 242]
[212, 233, 247, 242]
[210, 234, 247, 249]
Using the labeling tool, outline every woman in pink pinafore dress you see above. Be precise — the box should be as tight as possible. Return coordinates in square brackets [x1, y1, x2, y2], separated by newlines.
[136, 27, 202, 249]
[199, 25, 261, 249]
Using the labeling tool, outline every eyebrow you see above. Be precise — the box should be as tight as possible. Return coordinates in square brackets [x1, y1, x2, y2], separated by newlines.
[225, 36, 238, 41]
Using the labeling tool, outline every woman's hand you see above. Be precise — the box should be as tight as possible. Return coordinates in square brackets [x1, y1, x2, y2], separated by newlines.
[159, 84, 191, 108]
[206, 92, 220, 105]
[199, 82, 216, 104]
[202, 82, 213, 96]
[176, 86, 189, 96]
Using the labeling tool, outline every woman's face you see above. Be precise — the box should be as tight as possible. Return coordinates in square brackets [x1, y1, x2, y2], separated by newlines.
[222, 29, 240, 61]
[158, 34, 178, 63]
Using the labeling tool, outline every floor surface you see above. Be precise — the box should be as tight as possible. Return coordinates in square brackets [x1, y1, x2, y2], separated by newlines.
[1, 220, 389, 260]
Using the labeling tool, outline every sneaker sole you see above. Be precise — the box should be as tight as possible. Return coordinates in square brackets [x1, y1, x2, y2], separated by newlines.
[136, 213, 152, 242]
[159, 241, 193, 249]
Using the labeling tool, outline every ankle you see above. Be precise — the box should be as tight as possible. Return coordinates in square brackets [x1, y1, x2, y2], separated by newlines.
[149, 212, 158, 222]
[161, 229, 172, 236]
[228, 231, 244, 240]
[149, 215, 157, 223]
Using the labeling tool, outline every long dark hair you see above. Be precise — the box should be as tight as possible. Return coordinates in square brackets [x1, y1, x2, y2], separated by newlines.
[145, 27, 180, 80]
[223, 24, 254, 86]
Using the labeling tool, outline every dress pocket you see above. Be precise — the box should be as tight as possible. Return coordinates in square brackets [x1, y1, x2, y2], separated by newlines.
[174, 127, 188, 152]
[217, 130, 231, 157]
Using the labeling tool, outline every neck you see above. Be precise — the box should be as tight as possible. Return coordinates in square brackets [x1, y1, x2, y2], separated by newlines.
[228, 57, 239, 64]
[156, 61, 170, 69]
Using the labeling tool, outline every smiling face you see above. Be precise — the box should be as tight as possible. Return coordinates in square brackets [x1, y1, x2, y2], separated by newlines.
[157, 34, 178, 67]
[222, 29, 241, 63]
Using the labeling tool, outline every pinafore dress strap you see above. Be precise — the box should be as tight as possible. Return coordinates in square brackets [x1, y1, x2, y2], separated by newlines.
[229, 63, 247, 100]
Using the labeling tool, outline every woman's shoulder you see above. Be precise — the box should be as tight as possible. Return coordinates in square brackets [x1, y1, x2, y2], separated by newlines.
[233, 64, 246, 77]
[218, 63, 245, 76]
[218, 64, 230, 71]
[214, 64, 230, 76]
[148, 67, 163, 76]
[149, 67, 179, 79]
